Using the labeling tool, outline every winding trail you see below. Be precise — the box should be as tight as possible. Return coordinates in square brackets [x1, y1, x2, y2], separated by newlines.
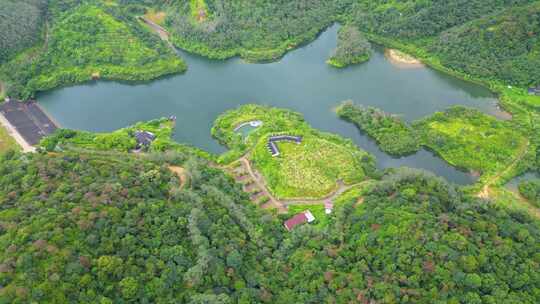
[139, 16, 177, 52]
[168, 165, 187, 189]
[239, 157, 287, 213]
[478, 139, 530, 199]
[237, 155, 369, 212]
[281, 181, 369, 206]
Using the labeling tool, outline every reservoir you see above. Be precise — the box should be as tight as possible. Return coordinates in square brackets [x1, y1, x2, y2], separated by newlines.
[38, 24, 501, 184]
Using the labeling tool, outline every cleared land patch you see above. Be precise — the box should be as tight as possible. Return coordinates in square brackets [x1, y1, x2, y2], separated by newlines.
[414, 107, 528, 180]
[213, 104, 375, 200]
[144, 9, 166, 25]
[252, 135, 367, 199]
[41, 118, 173, 152]
[168, 165, 187, 188]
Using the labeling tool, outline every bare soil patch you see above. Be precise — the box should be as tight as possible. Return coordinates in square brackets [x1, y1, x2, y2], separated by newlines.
[385, 49, 424, 68]
[168, 165, 187, 188]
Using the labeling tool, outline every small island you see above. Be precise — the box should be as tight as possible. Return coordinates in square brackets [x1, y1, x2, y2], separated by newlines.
[327, 25, 371, 68]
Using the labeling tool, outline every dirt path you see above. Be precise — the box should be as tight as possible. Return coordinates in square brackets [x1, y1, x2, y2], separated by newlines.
[0, 113, 35, 153]
[282, 181, 369, 206]
[238, 155, 371, 212]
[168, 165, 187, 188]
[239, 157, 287, 213]
[139, 16, 177, 52]
[478, 139, 530, 199]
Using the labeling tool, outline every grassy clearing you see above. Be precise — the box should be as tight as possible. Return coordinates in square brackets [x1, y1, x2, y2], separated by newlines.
[288, 204, 328, 228]
[334, 182, 374, 207]
[489, 187, 540, 218]
[41, 118, 174, 152]
[213, 104, 375, 199]
[144, 9, 166, 25]
[252, 135, 367, 199]
[0, 124, 20, 154]
[414, 107, 528, 179]
[501, 87, 540, 111]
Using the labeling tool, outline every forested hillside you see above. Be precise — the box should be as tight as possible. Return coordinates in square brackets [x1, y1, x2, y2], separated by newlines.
[0, 151, 539, 303]
[0, 151, 283, 303]
[0, 1, 185, 99]
[0, 0, 47, 64]
[347, 0, 535, 40]
[279, 169, 540, 303]
[428, 2, 540, 87]
[1, 0, 540, 96]
[165, 0, 347, 61]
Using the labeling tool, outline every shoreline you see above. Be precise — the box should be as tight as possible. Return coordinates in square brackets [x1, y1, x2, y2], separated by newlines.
[384, 48, 424, 68]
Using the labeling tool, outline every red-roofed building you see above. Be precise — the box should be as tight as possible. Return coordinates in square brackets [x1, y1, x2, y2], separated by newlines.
[284, 210, 315, 231]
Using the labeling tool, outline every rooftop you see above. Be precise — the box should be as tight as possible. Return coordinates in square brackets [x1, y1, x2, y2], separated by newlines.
[134, 130, 156, 147]
[267, 134, 302, 157]
[284, 210, 315, 231]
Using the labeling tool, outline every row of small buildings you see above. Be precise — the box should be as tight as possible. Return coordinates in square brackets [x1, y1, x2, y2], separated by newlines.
[267, 135, 303, 157]
[528, 86, 540, 96]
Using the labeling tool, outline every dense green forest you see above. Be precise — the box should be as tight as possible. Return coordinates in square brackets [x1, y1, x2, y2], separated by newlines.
[428, 2, 540, 87]
[0, 0, 47, 65]
[336, 101, 420, 156]
[0, 1, 185, 99]
[327, 25, 371, 68]
[347, 0, 535, 40]
[0, 151, 284, 303]
[164, 0, 346, 61]
[0, 151, 539, 303]
[519, 178, 540, 207]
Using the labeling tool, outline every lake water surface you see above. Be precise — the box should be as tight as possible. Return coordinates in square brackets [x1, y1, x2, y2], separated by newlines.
[39, 24, 502, 184]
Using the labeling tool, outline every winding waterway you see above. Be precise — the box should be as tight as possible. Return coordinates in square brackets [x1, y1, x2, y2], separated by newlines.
[39, 24, 502, 184]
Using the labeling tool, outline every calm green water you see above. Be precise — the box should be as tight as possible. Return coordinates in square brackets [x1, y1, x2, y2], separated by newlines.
[39, 24, 502, 184]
